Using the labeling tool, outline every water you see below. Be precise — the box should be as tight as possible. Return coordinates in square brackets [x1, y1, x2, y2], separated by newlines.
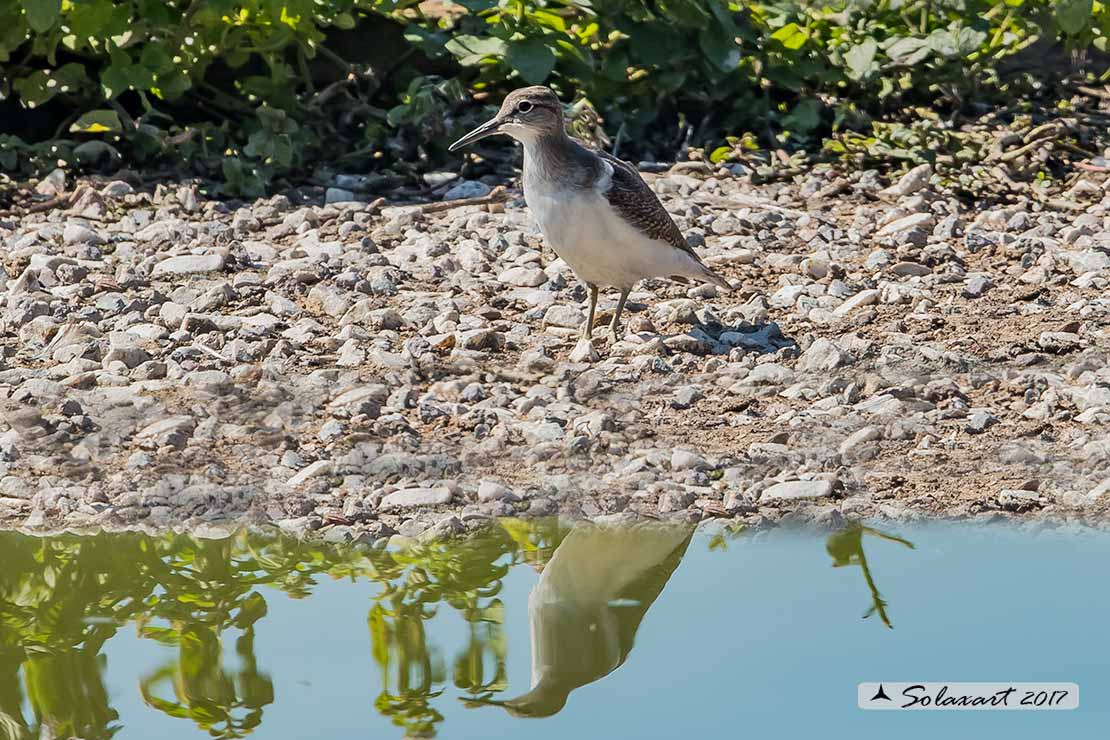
[0, 519, 1106, 739]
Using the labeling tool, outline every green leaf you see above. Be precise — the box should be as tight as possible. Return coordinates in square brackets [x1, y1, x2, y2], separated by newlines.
[783, 98, 822, 135]
[67, 0, 113, 37]
[154, 71, 191, 100]
[455, 0, 498, 9]
[13, 62, 86, 106]
[886, 36, 931, 66]
[444, 34, 505, 65]
[70, 109, 122, 133]
[530, 9, 566, 32]
[506, 39, 556, 84]
[100, 64, 129, 98]
[771, 22, 808, 51]
[22, 0, 60, 33]
[709, 145, 732, 163]
[333, 12, 355, 30]
[141, 44, 173, 74]
[954, 27, 987, 55]
[926, 29, 958, 57]
[1056, 0, 1093, 35]
[627, 22, 687, 66]
[699, 25, 741, 73]
[656, 0, 710, 29]
[844, 39, 877, 81]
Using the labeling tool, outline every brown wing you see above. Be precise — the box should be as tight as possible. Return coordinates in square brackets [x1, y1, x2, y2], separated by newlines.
[597, 151, 702, 261]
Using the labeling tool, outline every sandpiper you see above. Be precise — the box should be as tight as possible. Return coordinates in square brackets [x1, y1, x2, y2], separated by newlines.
[450, 86, 731, 344]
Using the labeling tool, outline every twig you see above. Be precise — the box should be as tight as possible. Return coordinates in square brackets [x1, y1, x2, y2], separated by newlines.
[297, 46, 316, 95]
[997, 136, 1055, 163]
[420, 185, 509, 214]
[1074, 84, 1110, 101]
[52, 110, 83, 140]
[315, 44, 352, 75]
[190, 343, 230, 364]
[0, 194, 67, 219]
[307, 77, 354, 109]
[108, 99, 136, 132]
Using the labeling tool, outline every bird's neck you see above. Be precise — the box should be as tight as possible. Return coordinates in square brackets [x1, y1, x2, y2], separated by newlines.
[520, 130, 591, 189]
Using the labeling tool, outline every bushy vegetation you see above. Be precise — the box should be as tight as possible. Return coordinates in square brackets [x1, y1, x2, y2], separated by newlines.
[1, 0, 1108, 193]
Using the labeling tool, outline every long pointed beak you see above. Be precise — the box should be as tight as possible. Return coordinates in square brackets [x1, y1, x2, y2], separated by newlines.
[449, 115, 506, 152]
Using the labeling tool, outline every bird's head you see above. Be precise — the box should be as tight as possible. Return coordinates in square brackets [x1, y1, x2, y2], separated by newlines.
[449, 86, 564, 151]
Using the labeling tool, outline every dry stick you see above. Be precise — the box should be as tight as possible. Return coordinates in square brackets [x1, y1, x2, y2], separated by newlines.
[0, 194, 67, 219]
[419, 185, 508, 214]
[1076, 161, 1110, 173]
[308, 76, 354, 109]
[1074, 84, 1110, 101]
[997, 137, 1055, 163]
[1022, 121, 1064, 144]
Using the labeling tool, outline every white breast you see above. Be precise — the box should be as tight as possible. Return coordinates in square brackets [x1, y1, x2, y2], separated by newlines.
[523, 156, 705, 289]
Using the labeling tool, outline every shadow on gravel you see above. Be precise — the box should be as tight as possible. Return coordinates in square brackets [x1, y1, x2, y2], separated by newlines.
[689, 319, 797, 356]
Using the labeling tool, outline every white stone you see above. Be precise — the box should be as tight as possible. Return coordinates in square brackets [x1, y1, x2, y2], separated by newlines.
[833, 289, 880, 316]
[839, 426, 881, 454]
[670, 449, 706, 471]
[477, 480, 516, 502]
[499, 266, 548, 287]
[382, 486, 452, 508]
[152, 253, 226, 276]
[760, 479, 834, 502]
[877, 163, 932, 199]
[287, 459, 334, 487]
[569, 338, 599, 363]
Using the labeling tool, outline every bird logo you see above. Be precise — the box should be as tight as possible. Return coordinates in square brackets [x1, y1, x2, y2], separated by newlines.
[870, 684, 892, 702]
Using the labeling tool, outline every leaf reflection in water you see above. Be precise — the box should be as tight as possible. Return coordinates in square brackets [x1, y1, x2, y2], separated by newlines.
[0, 519, 915, 739]
[826, 522, 915, 628]
[368, 518, 569, 737]
[0, 530, 375, 740]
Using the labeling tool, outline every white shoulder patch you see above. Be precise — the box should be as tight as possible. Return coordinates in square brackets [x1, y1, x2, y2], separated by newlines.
[595, 158, 614, 193]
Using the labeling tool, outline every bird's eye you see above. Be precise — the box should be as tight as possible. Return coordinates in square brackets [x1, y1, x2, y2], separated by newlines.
[517, 100, 534, 113]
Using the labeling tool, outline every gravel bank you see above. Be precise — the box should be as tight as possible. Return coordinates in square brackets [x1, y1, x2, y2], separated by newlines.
[2, 161, 1110, 541]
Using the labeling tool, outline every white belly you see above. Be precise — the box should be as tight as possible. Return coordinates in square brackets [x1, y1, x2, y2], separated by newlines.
[525, 187, 702, 289]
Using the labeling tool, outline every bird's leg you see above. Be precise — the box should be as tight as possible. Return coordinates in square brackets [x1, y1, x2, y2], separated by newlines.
[582, 283, 598, 341]
[609, 287, 630, 343]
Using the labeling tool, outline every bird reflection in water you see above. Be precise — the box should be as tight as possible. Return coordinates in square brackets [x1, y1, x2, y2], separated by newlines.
[464, 521, 693, 718]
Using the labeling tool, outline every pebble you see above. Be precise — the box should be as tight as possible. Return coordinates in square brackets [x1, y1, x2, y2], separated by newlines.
[325, 187, 359, 204]
[477, 480, 516, 502]
[671, 386, 703, 409]
[963, 273, 993, 298]
[287, 459, 334, 486]
[382, 486, 453, 509]
[965, 410, 999, 434]
[878, 163, 932, 199]
[833, 289, 879, 316]
[759, 479, 835, 502]
[443, 180, 491, 200]
[62, 222, 103, 245]
[152, 254, 226, 276]
[670, 449, 706, 471]
[569, 338, 599, 363]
